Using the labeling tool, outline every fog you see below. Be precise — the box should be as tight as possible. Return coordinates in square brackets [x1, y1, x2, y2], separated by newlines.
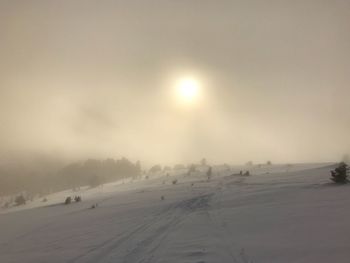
[1, 0, 350, 167]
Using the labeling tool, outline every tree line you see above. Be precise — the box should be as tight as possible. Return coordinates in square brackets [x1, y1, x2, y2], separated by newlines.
[0, 158, 141, 197]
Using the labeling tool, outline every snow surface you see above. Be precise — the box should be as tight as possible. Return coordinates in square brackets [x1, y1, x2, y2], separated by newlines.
[1, 163, 349, 263]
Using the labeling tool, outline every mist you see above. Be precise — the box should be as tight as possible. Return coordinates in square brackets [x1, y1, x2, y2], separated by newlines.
[2, 2, 350, 262]
[1, 0, 349, 167]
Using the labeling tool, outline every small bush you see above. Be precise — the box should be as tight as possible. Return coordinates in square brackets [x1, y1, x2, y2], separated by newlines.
[90, 203, 98, 209]
[172, 179, 178, 185]
[65, 196, 72, 205]
[330, 162, 349, 184]
[15, 195, 26, 206]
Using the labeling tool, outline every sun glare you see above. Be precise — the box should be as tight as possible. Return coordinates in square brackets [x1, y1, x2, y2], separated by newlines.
[177, 77, 200, 103]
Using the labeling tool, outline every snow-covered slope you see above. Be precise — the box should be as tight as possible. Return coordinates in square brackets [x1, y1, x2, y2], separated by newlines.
[1, 163, 349, 263]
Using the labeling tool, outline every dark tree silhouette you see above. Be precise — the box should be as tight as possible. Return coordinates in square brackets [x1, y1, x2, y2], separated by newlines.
[15, 195, 26, 206]
[163, 166, 171, 171]
[187, 164, 196, 175]
[330, 162, 349, 184]
[173, 164, 185, 170]
[64, 196, 72, 205]
[246, 161, 253, 166]
[149, 165, 162, 174]
[207, 166, 212, 180]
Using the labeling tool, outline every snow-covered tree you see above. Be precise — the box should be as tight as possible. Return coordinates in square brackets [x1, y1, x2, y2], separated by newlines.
[330, 162, 349, 184]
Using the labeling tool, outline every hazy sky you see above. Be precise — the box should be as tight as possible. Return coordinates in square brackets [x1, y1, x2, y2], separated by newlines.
[0, 0, 349, 166]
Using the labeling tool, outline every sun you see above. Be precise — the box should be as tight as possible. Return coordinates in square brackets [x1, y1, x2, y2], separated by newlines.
[176, 77, 200, 103]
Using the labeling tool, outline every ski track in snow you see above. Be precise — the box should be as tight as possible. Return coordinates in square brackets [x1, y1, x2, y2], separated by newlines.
[2, 163, 350, 263]
[66, 193, 214, 263]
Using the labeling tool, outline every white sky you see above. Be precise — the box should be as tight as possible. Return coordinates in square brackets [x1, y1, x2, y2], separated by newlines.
[0, 0, 349, 165]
